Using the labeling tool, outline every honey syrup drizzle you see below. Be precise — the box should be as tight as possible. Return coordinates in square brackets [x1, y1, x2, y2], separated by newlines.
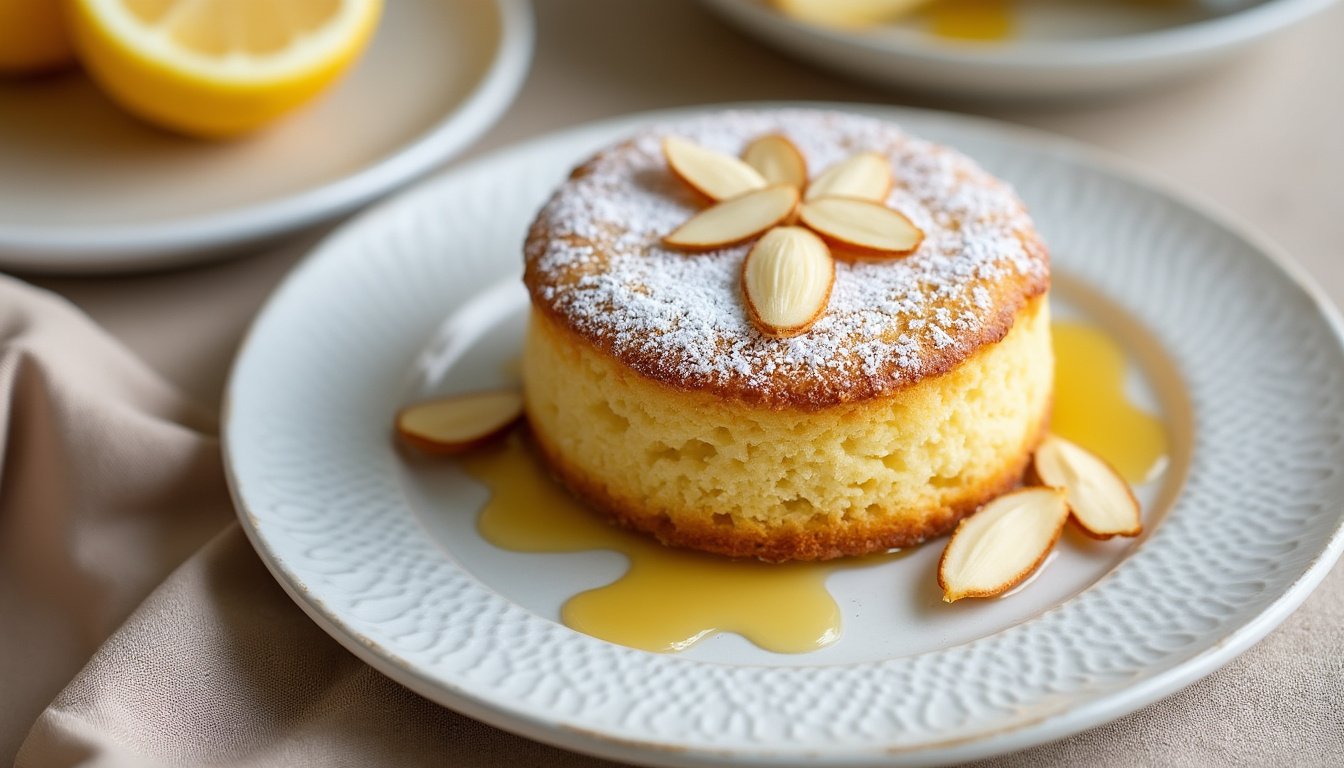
[928, 0, 1013, 41]
[1051, 322, 1169, 483]
[459, 321, 1166, 653]
[463, 436, 846, 653]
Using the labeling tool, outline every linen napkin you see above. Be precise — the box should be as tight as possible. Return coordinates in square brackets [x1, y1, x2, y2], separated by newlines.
[2, 274, 1341, 767]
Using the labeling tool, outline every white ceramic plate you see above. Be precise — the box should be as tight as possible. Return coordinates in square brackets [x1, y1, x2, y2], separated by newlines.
[224, 103, 1344, 767]
[699, 0, 1335, 98]
[0, 0, 532, 274]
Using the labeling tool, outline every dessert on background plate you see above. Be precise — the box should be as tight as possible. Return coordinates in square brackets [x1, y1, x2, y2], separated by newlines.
[698, 0, 1334, 97]
[521, 109, 1052, 563]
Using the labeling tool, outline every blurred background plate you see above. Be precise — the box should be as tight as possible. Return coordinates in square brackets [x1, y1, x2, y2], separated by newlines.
[0, 0, 533, 274]
[699, 0, 1334, 98]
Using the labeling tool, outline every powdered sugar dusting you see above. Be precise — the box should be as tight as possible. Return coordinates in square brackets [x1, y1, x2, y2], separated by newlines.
[524, 109, 1049, 406]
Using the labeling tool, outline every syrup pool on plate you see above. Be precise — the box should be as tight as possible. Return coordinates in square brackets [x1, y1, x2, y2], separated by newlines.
[1052, 322, 1168, 483]
[463, 436, 856, 653]
[459, 320, 1167, 654]
[927, 0, 1013, 41]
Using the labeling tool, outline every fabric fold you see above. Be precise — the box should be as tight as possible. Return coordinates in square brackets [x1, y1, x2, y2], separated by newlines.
[0, 276, 231, 762]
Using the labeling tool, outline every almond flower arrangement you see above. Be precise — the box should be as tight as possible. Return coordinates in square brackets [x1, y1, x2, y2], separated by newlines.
[658, 134, 925, 337]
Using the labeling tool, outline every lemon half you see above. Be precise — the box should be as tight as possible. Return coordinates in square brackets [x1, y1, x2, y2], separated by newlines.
[68, 0, 383, 137]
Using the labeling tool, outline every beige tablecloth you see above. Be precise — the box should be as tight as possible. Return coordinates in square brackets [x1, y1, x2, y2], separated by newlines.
[5, 2, 1344, 766]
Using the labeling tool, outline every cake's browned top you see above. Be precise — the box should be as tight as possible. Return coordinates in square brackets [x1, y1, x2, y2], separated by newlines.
[523, 109, 1049, 408]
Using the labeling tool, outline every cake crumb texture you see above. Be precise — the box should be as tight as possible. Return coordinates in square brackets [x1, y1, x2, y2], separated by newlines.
[523, 297, 1053, 561]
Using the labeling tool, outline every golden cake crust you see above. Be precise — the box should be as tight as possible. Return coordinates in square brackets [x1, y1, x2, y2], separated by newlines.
[528, 411, 1048, 562]
[523, 109, 1049, 410]
[522, 296, 1054, 562]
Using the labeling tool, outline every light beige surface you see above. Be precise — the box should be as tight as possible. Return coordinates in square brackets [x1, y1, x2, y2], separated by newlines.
[4, 1, 1343, 766]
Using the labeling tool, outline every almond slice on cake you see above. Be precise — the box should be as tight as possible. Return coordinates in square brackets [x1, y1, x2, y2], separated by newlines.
[396, 391, 523, 454]
[663, 185, 800, 251]
[799, 197, 924, 258]
[1032, 435, 1142, 539]
[742, 134, 809, 190]
[938, 487, 1069, 602]
[664, 136, 768, 202]
[741, 226, 835, 338]
[805, 151, 892, 202]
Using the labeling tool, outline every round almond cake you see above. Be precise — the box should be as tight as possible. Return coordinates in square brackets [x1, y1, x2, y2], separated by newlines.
[521, 109, 1052, 562]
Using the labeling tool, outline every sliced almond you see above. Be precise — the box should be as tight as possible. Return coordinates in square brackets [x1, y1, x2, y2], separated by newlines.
[804, 151, 892, 202]
[1031, 435, 1142, 539]
[938, 487, 1069, 603]
[742, 134, 808, 191]
[741, 226, 834, 338]
[396, 391, 523, 455]
[799, 197, 924, 257]
[663, 185, 799, 251]
[664, 135, 768, 202]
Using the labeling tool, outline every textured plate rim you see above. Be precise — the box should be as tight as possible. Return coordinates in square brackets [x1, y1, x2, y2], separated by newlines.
[0, 0, 534, 274]
[223, 101, 1344, 767]
[699, 0, 1336, 68]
